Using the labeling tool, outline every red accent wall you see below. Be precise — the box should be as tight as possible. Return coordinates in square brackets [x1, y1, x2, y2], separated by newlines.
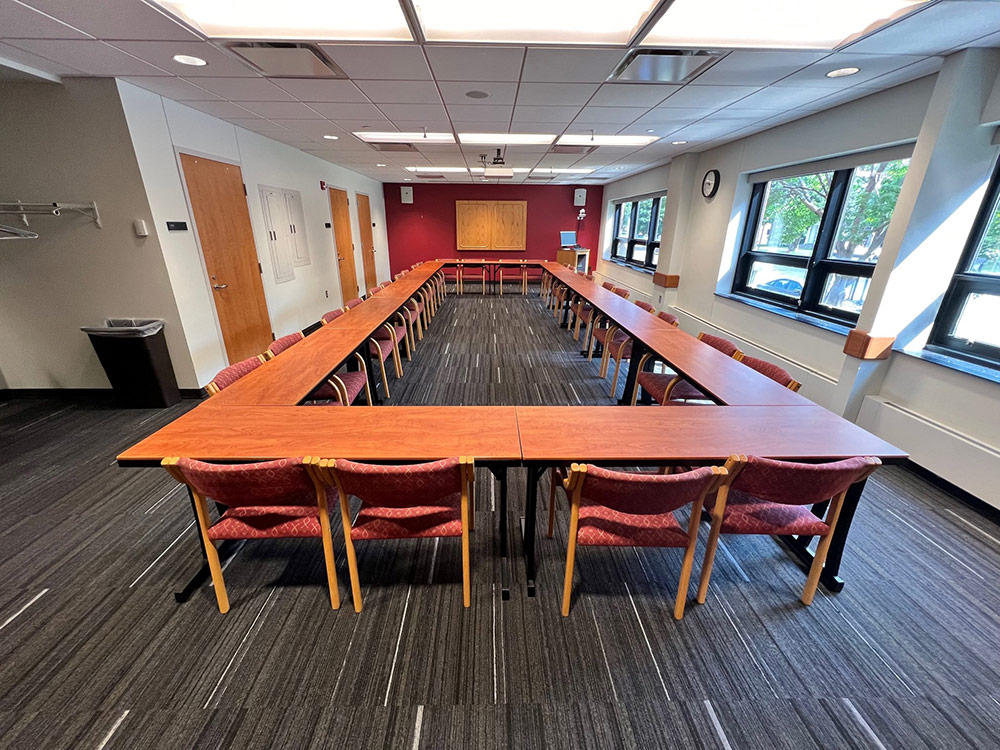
[382, 182, 604, 276]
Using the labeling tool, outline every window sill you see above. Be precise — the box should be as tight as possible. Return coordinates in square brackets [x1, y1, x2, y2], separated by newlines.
[714, 292, 852, 337]
[604, 257, 655, 276]
[898, 347, 1000, 386]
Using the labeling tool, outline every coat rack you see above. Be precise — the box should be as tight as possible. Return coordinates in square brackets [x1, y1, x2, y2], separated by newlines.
[0, 200, 102, 230]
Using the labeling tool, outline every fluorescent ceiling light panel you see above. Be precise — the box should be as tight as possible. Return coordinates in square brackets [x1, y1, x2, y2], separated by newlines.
[470, 167, 531, 173]
[458, 133, 556, 145]
[406, 166, 469, 173]
[152, 0, 412, 41]
[532, 168, 595, 174]
[640, 0, 929, 50]
[414, 0, 660, 44]
[557, 134, 659, 146]
[354, 132, 455, 144]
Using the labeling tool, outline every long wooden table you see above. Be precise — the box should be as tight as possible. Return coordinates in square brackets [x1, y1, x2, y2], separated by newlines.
[437, 258, 547, 294]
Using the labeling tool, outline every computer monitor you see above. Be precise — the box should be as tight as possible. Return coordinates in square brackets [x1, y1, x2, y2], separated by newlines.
[560, 230, 577, 247]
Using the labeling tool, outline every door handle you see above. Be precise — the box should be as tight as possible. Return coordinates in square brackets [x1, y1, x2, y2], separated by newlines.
[213, 283, 229, 290]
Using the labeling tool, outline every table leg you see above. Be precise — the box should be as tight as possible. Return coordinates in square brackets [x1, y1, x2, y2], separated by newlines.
[359, 342, 382, 405]
[488, 465, 510, 601]
[523, 464, 544, 596]
[560, 296, 571, 328]
[175, 487, 236, 603]
[619, 340, 648, 405]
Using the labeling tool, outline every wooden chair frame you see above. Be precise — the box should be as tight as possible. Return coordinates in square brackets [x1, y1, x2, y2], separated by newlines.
[628, 330, 732, 406]
[319, 352, 374, 407]
[206, 354, 266, 397]
[161, 456, 339, 613]
[368, 322, 403, 399]
[322, 456, 475, 612]
[734, 352, 803, 392]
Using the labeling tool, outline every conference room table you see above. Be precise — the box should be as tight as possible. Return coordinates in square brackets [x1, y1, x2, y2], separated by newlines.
[437, 258, 547, 294]
[118, 258, 907, 602]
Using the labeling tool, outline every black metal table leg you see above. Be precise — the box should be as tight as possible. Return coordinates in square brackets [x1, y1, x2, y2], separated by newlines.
[359, 341, 382, 405]
[488, 465, 511, 600]
[175, 487, 236, 603]
[523, 464, 544, 596]
[619, 340, 648, 405]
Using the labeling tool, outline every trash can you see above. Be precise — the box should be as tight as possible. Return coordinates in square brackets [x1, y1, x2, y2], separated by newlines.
[81, 319, 180, 408]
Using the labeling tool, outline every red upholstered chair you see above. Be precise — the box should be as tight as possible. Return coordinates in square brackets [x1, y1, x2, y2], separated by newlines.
[321, 308, 346, 325]
[263, 331, 304, 360]
[373, 311, 412, 363]
[523, 262, 544, 294]
[322, 456, 475, 612]
[698, 455, 880, 606]
[443, 263, 463, 294]
[631, 330, 742, 406]
[305, 353, 372, 406]
[559, 464, 728, 618]
[368, 323, 404, 399]
[206, 355, 265, 397]
[161, 456, 339, 613]
[738, 354, 802, 392]
[345, 297, 364, 309]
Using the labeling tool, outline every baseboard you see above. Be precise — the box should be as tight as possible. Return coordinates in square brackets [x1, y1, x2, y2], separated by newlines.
[180, 388, 207, 400]
[1, 387, 206, 400]
[903, 459, 1000, 526]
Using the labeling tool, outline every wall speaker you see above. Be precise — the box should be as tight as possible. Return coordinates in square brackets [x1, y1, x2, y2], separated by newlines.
[401, 185, 413, 204]
[573, 188, 587, 207]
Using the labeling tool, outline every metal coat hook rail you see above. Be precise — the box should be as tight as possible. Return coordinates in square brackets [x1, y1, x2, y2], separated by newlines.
[0, 200, 102, 228]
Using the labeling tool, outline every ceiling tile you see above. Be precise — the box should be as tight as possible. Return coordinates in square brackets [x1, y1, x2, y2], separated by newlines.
[445, 103, 513, 122]
[306, 101, 386, 119]
[521, 47, 625, 83]
[773, 52, 928, 88]
[512, 104, 583, 123]
[319, 44, 432, 80]
[509, 121, 569, 134]
[0, 0, 89, 39]
[588, 83, 678, 107]
[692, 51, 828, 86]
[6, 39, 170, 75]
[389, 118, 454, 131]
[377, 102, 449, 120]
[226, 118, 289, 134]
[235, 101, 322, 119]
[658, 84, 759, 109]
[331, 118, 393, 132]
[515, 82, 600, 106]
[109, 41, 254, 77]
[0, 40, 80, 73]
[179, 100, 259, 119]
[630, 106, 717, 125]
[450, 120, 516, 132]
[186, 76, 293, 101]
[425, 45, 525, 81]
[574, 106, 647, 124]
[20, 0, 201, 41]
[269, 119, 342, 136]
[438, 80, 518, 106]
[270, 78, 368, 102]
[564, 122, 626, 133]
[727, 86, 830, 110]
[851, 56, 943, 90]
[121, 75, 220, 100]
[355, 79, 441, 104]
[618, 121, 687, 137]
[842, 1, 1000, 55]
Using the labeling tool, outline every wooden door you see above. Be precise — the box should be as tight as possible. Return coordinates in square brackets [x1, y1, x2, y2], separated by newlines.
[179, 153, 272, 365]
[328, 187, 359, 302]
[492, 201, 527, 250]
[356, 192, 378, 292]
[456, 201, 492, 250]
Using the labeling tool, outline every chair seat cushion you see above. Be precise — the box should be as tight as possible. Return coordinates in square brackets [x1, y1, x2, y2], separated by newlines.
[208, 505, 321, 540]
[637, 371, 672, 403]
[373, 324, 407, 342]
[308, 370, 368, 404]
[369, 337, 395, 361]
[710, 489, 830, 536]
[352, 500, 462, 540]
[577, 502, 688, 547]
[670, 379, 709, 401]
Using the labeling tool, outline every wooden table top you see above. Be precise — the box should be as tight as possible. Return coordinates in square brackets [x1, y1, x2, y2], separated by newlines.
[437, 258, 547, 266]
[542, 263, 808, 407]
[118, 406, 522, 465]
[515, 405, 908, 464]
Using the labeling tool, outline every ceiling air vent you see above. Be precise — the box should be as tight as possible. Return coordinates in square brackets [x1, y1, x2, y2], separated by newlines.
[368, 142, 418, 152]
[610, 49, 723, 84]
[228, 43, 346, 78]
[549, 145, 597, 155]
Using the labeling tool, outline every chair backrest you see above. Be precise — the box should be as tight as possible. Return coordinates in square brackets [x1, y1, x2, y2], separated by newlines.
[346, 297, 364, 309]
[322, 308, 345, 325]
[730, 455, 880, 507]
[330, 457, 465, 509]
[636, 300, 655, 313]
[657, 311, 679, 327]
[266, 331, 304, 359]
[370, 285, 383, 295]
[739, 354, 801, 391]
[612, 287, 630, 300]
[601, 281, 615, 290]
[208, 356, 263, 394]
[170, 457, 320, 508]
[575, 464, 723, 515]
[697, 332, 740, 357]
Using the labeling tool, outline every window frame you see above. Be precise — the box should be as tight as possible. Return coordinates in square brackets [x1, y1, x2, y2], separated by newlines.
[610, 194, 666, 271]
[732, 166, 892, 327]
[926, 156, 1000, 369]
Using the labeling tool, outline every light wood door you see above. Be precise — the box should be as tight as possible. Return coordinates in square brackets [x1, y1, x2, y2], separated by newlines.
[456, 201, 493, 250]
[179, 153, 272, 365]
[356, 192, 378, 292]
[328, 187, 359, 302]
[491, 201, 527, 250]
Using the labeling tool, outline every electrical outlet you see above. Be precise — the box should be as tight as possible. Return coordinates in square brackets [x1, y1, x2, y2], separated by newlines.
[658, 295, 662, 304]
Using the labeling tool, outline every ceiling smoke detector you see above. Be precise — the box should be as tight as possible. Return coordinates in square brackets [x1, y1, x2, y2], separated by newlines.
[610, 49, 723, 83]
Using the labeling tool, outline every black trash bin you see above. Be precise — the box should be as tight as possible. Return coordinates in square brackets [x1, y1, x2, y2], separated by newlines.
[82, 319, 181, 408]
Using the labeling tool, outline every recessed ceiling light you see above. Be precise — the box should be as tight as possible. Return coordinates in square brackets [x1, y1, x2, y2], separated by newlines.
[645, 129, 655, 133]
[151, 0, 412, 41]
[639, 0, 929, 50]
[414, 0, 661, 44]
[354, 131, 455, 144]
[172, 54, 207, 66]
[376, 163, 387, 167]
[458, 133, 556, 145]
[671, 140, 688, 145]
[323, 134, 339, 140]
[465, 90, 490, 99]
[826, 66, 861, 78]
[610, 167, 627, 171]
[557, 134, 659, 147]
[403, 178, 412, 181]
[405, 166, 469, 173]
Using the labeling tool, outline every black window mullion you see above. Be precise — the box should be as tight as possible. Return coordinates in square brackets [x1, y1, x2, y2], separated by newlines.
[800, 168, 851, 313]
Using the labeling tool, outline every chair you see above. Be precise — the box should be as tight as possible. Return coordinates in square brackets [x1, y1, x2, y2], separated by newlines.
[523, 262, 544, 294]
[558, 463, 728, 618]
[373, 311, 412, 363]
[738, 354, 802, 392]
[466, 261, 487, 295]
[369, 323, 404, 398]
[345, 297, 364, 309]
[698, 455, 880, 606]
[161, 456, 339, 613]
[263, 331, 304, 360]
[320, 456, 475, 612]
[630, 328, 738, 406]
[443, 263, 463, 295]
[596, 300, 656, 398]
[205, 356, 265, 397]
[321, 309, 346, 325]
[306, 353, 373, 406]
[498, 262, 525, 296]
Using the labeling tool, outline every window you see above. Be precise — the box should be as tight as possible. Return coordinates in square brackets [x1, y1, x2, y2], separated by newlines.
[927, 157, 1000, 368]
[611, 194, 666, 270]
[733, 158, 910, 325]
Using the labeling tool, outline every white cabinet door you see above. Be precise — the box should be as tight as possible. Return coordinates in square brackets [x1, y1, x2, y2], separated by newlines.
[285, 191, 310, 267]
[260, 187, 295, 283]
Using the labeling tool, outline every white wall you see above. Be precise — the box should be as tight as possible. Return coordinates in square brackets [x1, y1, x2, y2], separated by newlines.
[117, 81, 390, 388]
[0, 78, 196, 390]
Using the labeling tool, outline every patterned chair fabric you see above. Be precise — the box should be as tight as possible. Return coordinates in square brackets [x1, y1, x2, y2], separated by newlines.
[670, 379, 710, 401]
[210, 356, 263, 392]
[636, 371, 672, 403]
[740, 355, 796, 387]
[309, 370, 368, 405]
[346, 297, 364, 309]
[373, 323, 408, 343]
[699, 333, 739, 356]
[657, 311, 679, 327]
[334, 457, 464, 540]
[636, 300, 655, 313]
[267, 332, 304, 357]
[369, 336, 395, 362]
[322, 308, 346, 325]
[601, 281, 615, 290]
[611, 287, 630, 300]
[576, 465, 720, 547]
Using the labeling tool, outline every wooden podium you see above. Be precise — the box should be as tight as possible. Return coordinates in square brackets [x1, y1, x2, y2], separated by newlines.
[556, 247, 590, 273]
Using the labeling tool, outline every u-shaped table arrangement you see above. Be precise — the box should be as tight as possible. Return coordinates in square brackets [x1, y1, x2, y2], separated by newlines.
[119, 260, 907, 601]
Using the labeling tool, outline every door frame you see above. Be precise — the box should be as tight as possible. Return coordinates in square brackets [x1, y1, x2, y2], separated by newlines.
[173, 147, 273, 360]
[325, 182, 361, 304]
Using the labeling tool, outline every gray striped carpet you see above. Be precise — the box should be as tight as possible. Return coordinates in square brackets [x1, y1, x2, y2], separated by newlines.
[2, 290, 1000, 748]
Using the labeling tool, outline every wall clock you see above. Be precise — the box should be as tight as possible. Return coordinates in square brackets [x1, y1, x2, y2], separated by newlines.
[702, 169, 720, 199]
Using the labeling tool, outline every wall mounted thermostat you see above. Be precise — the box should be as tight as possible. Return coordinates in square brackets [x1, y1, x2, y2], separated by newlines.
[133, 219, 149, 237]
[401, 185, 414, 204]
[573, 188, 587, 207]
